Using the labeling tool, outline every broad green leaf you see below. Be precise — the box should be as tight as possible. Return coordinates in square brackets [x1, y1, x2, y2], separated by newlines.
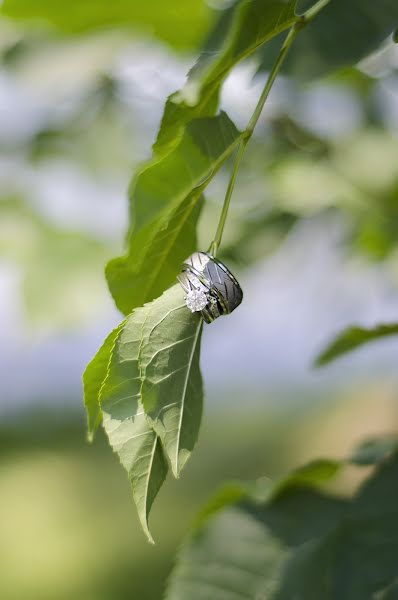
[107, 0, 302, 314]
[140, 284, 203, 478]
[0, 0, 210, 50]
[315, 323, 398, 367]
[259, 0, 398, 78]
[107, 112, 241, 315]
[154, 0, 298, 155]
[166, 488, 347, 600]
[166, 447, 398, 600]
[99, 306, 168, 544]
[82, 322, 124, 442]
[95, 284, 203, 540]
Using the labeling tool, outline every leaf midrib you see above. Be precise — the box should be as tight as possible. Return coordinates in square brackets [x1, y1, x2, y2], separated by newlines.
[174, 317, 202, 476]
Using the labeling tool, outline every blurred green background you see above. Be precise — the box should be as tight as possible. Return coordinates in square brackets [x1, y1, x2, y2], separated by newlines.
[1, 1, 398, 598]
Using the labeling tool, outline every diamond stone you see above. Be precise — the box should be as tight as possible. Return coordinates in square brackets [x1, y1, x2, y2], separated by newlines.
[185, 289, 208, 312]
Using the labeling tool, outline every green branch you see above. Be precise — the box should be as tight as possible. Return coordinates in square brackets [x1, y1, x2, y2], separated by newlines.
[209, 0, 331, 257]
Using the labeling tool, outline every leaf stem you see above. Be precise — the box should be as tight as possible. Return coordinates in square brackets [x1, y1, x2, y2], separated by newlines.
[209, 0, 331, 257]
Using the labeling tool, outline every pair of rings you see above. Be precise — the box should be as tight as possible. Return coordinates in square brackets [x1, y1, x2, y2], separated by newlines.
[178, 252, 243, 323]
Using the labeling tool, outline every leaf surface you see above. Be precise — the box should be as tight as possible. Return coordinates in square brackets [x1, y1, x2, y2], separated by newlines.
[155, 0, 298, 155]
[315, 323, 398, 366]
[93, 284, 203, 539]
[140, 284, 204, 478]
[99, 306, 167, 543]
[82, 322, 124, 442]
[259, 0, 398, 78]
[166, 446, 398, 600]
[107, 0, 301, 315]
[0, 0, 209, 50]
[107, 112, 241, 315]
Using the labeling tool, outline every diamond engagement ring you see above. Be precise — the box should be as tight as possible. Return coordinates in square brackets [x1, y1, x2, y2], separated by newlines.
[177, 252, 243, 323]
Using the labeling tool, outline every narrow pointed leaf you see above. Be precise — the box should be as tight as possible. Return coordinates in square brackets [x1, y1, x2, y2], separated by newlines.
[82, 322, 124, 442]
[315, 323, 398, 367]
[140, 284, 203, 478]
[107, 112, 241, 315]
[99, 307, 168, 543]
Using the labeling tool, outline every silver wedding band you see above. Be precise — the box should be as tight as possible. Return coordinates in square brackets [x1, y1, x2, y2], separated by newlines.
[178, 252, 243, 323]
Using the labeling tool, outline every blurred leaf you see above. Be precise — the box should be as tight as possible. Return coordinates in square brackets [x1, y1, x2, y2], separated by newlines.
[167, 448, 398, 600]
[315, 323, 398, 367]
[378, 581, 398, 600]
[155, 0, 298, 155]
[106, 112, 241, 315]
[166, 488, 347, 599]
[0, 198, 110, 329]
[351, 436, 398, 466]
[82, 322, 124, 442]
[258, 0, 398, 78]
[269, 459, 341, 500]
[87, 284, 203, 540]
[0, 0, 210, 50]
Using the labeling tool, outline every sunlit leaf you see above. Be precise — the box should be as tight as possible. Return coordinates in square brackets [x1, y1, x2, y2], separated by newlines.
[99, 305, 167, 544]
[139, 285, 203, 478]
[88, 284, 203, 540]
[155, 0, 298, 155]
[82, 322, 124, 442]
[106, 112, 242, 315]
[0, 0, 210, 50]
[315, 323, 398, 367]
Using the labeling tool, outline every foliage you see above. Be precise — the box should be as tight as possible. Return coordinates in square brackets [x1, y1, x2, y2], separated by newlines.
[106, 112, 241, 315]
[167, 442, 398, 600]
[0, 0, 210, 50]
[315, 323, 398, 366]
[79, 0, 398, 540]
[258, 0, 398, 78]
[83, 284, 203, 542]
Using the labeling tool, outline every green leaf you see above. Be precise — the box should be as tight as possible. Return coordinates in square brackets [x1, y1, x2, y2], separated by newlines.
[350, 436, 398, 466]
[99, 306, 168, 544]
[94, 284, 203, 540]
[82, 322, 124, 442]
[0, 0, 210, 50]
[166, 447, 398, 600]
[140, 284, 203, 478]
[259, 0, 398, 78]
[107, 112, 242, 315]
[315, 323, 398, 367]
[106, 1, 302, 315]
[268, 459, 341, 500]
[166, 488, 347, 600]
[154, 0, 298, 155]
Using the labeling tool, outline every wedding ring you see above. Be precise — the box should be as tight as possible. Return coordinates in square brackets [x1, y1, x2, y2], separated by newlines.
[177, 252, 243, 323]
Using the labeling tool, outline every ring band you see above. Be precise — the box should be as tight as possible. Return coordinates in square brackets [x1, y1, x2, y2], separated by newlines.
[177, 252, 243, 323]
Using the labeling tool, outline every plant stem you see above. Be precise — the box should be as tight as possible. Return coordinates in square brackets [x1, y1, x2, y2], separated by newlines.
[209, 0, 331, 257]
